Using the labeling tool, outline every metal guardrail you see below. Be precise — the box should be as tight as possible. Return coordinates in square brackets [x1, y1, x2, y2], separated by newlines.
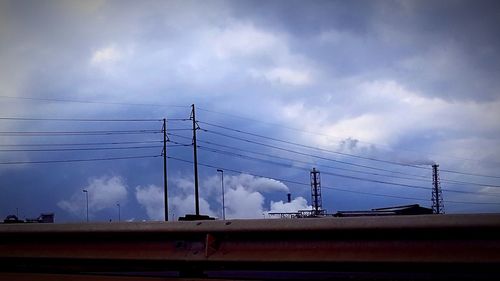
[1, 214, 500, 280]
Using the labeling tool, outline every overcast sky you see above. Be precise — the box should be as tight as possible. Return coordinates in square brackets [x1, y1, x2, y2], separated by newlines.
[1, 0, 500, 222]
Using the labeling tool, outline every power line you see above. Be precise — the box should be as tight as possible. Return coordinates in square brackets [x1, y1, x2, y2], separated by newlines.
[195, 108, 403, 153]
[440, 169, 500, 180]
[200, 129, 431, 178]
[441, 200, 500, 205]
[193, 142, 500, 198]
[323, 186, 500, 205]
[170, 130, 500, 190]
[0, 145, 162, 152]
[189, 134, 500, 190]
[439, 178, 500, 189]
[165, 128, 193, 131]
[0, 129, 161, 136]
[209, 141, 429, 182]
[166, 155, 500, 206]
[0, 154, 161, 165]
[322, 186, 428, 202]
[168, 133, 431, 183]
[167, 144, 192, 147]
[322, 170, 500, 197]
[0, 140, 163, 147]
[0, 95, 188, 108]
[198, 121, 430, 170]
[167, 155, 310, 187]
[0, 117, 163, 122]
[167, 140, 192, 147]
[197, 145, 301, 169]
[199, 120, 500, 178]
[169, 131, 500, 197]
[169, 133, 500, 190]
[199, 124, 500, 181]
[197, 107, 500, 166]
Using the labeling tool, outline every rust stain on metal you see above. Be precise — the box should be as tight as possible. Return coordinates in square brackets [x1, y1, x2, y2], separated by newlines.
[205, 233, 218, 258]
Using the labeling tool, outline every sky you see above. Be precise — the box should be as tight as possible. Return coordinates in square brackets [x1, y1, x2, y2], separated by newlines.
[1, 0, 500, 222]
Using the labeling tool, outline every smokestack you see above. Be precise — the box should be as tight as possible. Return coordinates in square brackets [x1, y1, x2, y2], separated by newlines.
[287, 193, 291, 203]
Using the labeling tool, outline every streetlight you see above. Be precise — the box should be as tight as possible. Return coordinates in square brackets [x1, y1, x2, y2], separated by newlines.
[217, 169, 225, 220]
[82, 189, 89, 222]
[117, 202, 121, 222]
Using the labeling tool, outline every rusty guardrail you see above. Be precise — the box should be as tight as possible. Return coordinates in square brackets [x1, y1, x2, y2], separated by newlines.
[1, 214, 500, 279]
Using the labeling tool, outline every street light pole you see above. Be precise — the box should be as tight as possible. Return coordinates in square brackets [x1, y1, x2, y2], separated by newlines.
[117, 202, 121, 222]
[217, 169, 225, 220]
[82, 189, 89, 222]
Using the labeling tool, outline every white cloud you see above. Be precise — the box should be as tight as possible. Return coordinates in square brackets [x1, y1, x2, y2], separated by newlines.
[58, 175, 127, 218]
[201, 173, 290, 219]
[174, 177, 197, 193]
[135, 180, 216, 221]
[210, 174, 291, 219]
[170, 194, 215, 219]
[169, 177, 217, 219]
[432, 137, 500, 176]
[90, 46, 122, 65]
[224, 173, 289, 193]
[269, 197, 311, 213]
[262, 67, 312, 86]
[141, 174, 291, 220]
[211, 23, 281, 59]
[135, 184, 164, 221]
[225, 186, 265, 219]
[324, 114, 390, 145]
[200, 22, 315, 87]
[278, 78, 500, 150]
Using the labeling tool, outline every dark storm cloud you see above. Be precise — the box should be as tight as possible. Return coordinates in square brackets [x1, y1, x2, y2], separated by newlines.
[229, 0, 376, 36]
[231, 0, 500, 101]
[1, 0, 500, 220]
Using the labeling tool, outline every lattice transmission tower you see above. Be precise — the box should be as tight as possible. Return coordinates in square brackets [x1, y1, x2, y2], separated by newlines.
[432, 164, 444, 214]
[310, 168, 323, 215]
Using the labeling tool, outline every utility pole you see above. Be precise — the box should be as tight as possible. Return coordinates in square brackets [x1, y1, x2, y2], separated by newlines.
[432, 164, 444, 214]
[191, 104, 200, 216]
[117, 202, 121, 222]
[82, 189, 89, 222]
[217, 169, 225, 220]
[162, 118, 169, 221]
